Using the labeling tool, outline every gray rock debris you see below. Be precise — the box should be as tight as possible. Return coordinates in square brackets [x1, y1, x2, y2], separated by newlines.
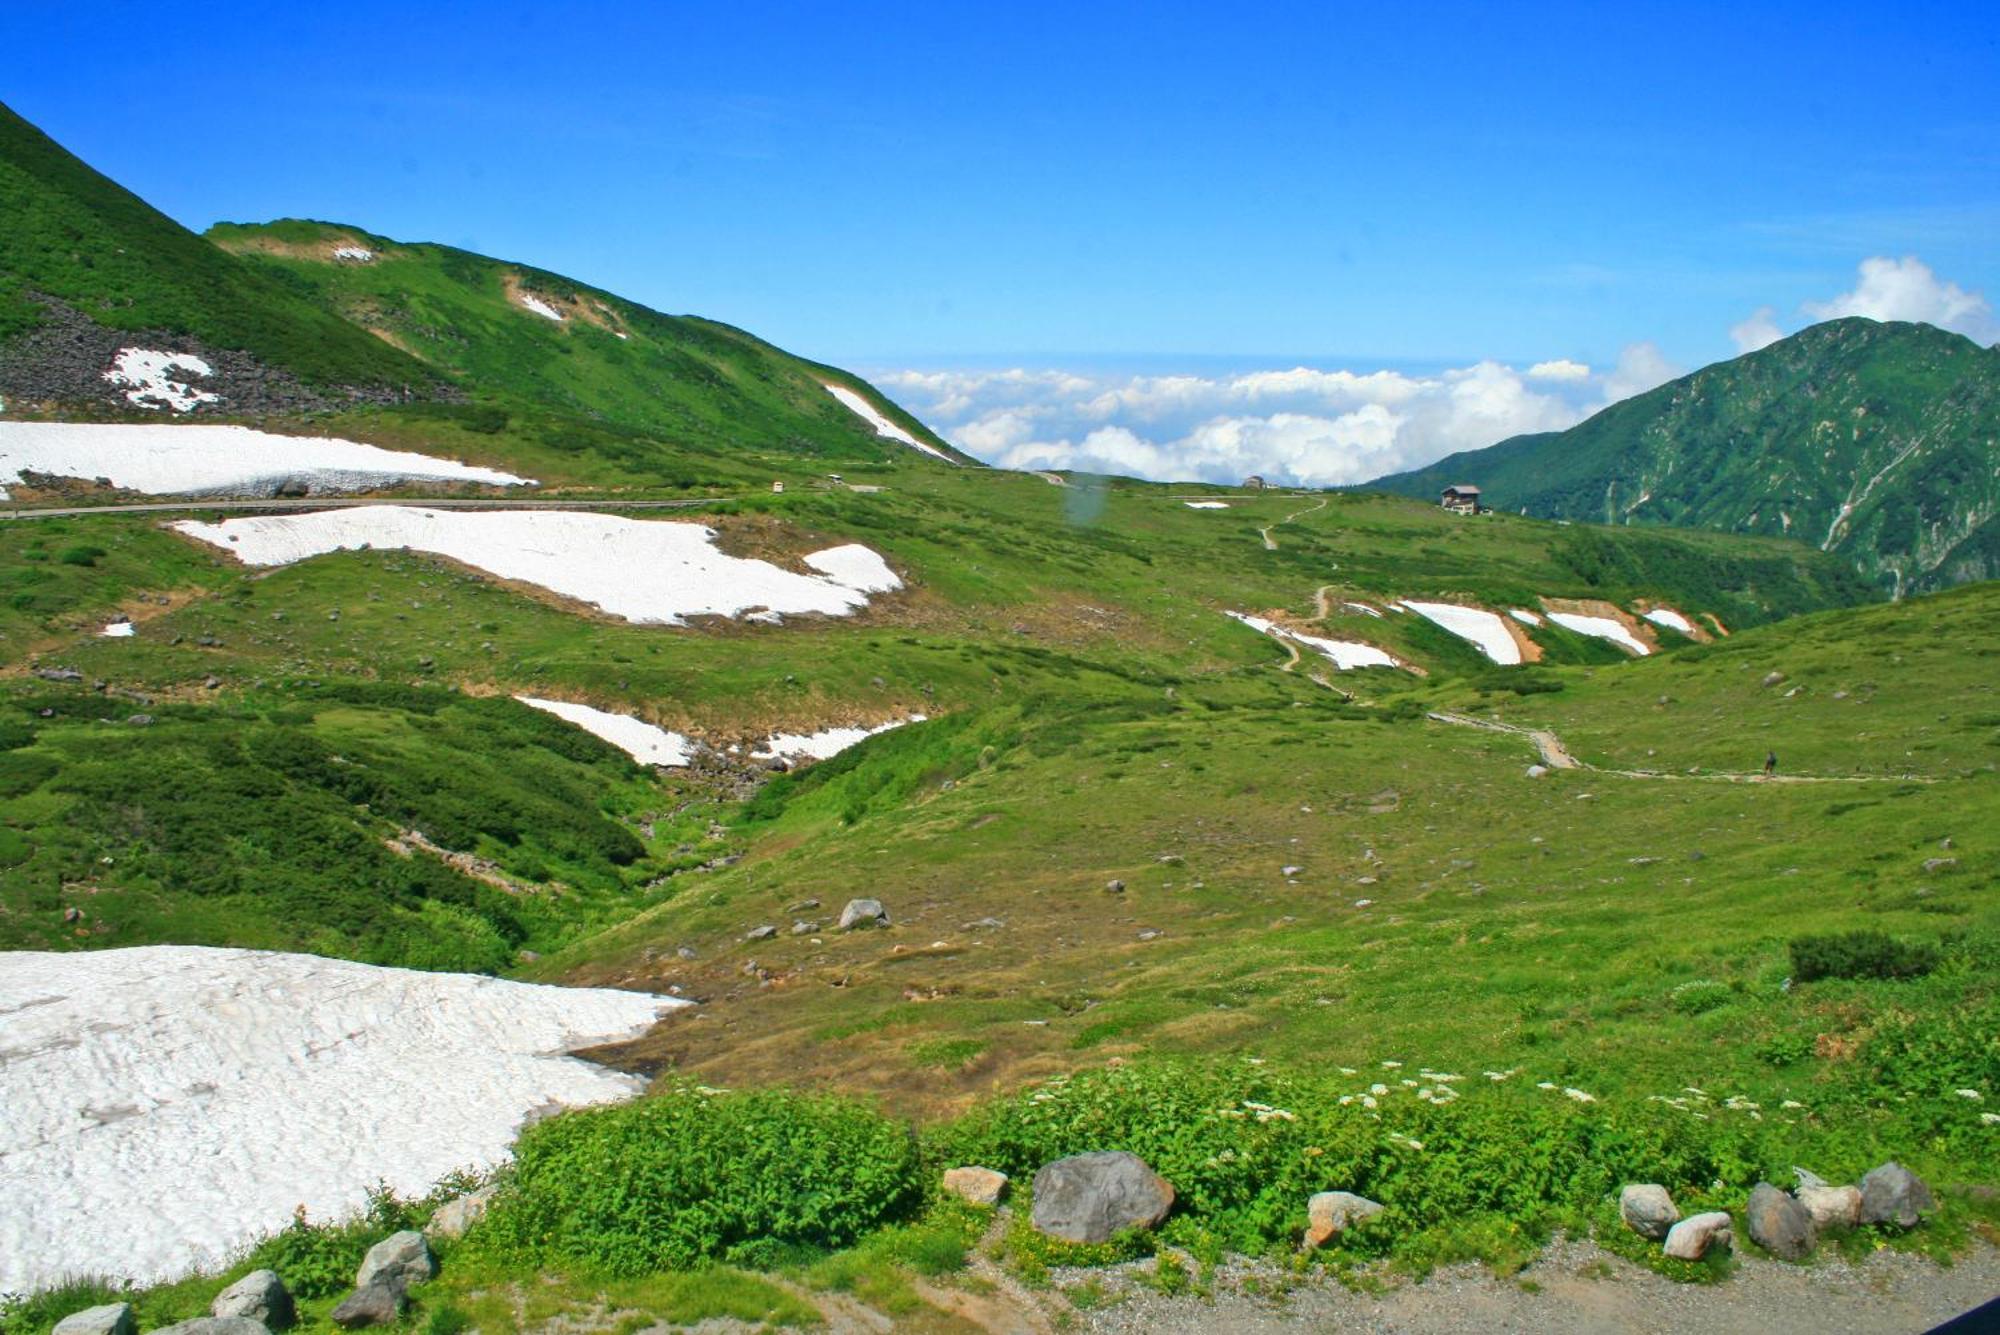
[211, 1269, 293, 1327]
[838, 898, 889, 930]
[1618, 1184, 1679, 1240]
[1030, 1150, 1175, 1244]
[52, 1305, 135, 1335]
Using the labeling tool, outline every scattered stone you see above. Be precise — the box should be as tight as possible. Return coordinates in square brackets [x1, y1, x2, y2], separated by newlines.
[1281, 865, 1303, 877]
[676, 946, 697, 960]
[62, 905, 83, 923]
[838, 898, 889, 930]
[791, 920, 818, 935]
[1525, 764, 1549, 778]
[746, 924, 777, 941]
[1105, 879, 1126, 893]
[212, 1269, 293, 1327]
[1922, 857, 1958, 873]
[203, 676, 222, 690]
[787, 899, 821, 912]
[1745, 1181, 1815, 1259]
[53, 1304, 134, 1335]
[127, 714, 153, 726]
[1762, 671, 1786, 687]
[427, 1185, 497, 1240]
[330, 1281, 405, 1330]
[1798, 1183, 1863, 1232]
[1619, 1184, 1680, 1240]
[154, 1320, 271, 1335]
[1030, 1151, 1175, 1243]
[1304, 1190, 1384, 1247]
[1663, 1210, 1733, 1260]
[355, 1228, 435, 1290]
[1859, 1162, 1934, 1228]
[965, 916, 1006, 930]
[942, 1165, 1009, 1207]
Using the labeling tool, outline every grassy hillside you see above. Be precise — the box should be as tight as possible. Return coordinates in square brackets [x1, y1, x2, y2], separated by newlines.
[0, 102, 425, 389]
[1370, 319, 2000, 596]
[207, 218, 963, 466]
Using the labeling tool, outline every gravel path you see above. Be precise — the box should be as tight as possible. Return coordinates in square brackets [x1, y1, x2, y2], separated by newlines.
[1062, 1236, 2000, 1334]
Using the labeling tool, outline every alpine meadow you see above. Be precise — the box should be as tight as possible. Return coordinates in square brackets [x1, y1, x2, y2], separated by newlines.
[2, 11, 1998, 1333]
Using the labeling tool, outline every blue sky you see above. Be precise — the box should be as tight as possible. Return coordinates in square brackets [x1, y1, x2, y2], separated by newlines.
[8, 1, 1997, 481]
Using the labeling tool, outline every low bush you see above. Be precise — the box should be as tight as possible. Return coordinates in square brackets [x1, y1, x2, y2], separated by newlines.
[1789, 930, 1940, 983]
[56, 545, 106, 567]
[473, 1086, 921, 1275]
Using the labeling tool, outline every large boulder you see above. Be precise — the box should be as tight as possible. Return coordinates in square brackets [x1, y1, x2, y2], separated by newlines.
[838, 898, 889, 930]
[330, 1282, 405, 1330]
[1030, 1151, 1175, 1244]
[942, 1166, 1009, 1207]
[154, 1321, 269, 1335]
[1303, 1191, 1384, 1248]
[53, 1305, 135, 1335]
[1618, 1184, 1679, 1240]
[212, 1270, 293, 1328]
[427, 1185, 498, 1240]
[355, 1229, 435, 1290]
[1745, 1182, 1815, 1259]
[1860, 1162, 1934, 1228]
[1797, 1183, 1863, 1232]
[1662, 1211, 1733, 1260]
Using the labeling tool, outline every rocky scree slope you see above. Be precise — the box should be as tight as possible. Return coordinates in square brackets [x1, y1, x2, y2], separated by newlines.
[1369, 319, 2000, 597]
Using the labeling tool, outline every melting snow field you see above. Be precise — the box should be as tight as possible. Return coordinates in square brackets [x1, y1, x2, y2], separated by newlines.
[1642, 607, 1695, 635]
[1399, 601, 1521, 665]
[0, 422, 532, 499]
[99, 620, 135, 638]
[755, 715, 925, 762]
[824, 383, 952, 461]
[1226, 611, 1401, 671]
[1547, 611, 1651, 655]
[0, 946, 683, 1293]
[519, 292, 565, 322]
[517, 697, 694, 767]
[1184, 500, 1231, 509]
[102, 348, 220, 413]
[1509, 608, 1544, 627]
[331, 246, 375, 262]
[173, 508, 902, 625]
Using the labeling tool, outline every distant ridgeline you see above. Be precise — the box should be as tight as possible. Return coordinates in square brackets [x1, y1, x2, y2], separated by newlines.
[1368, 319, 2000, 597]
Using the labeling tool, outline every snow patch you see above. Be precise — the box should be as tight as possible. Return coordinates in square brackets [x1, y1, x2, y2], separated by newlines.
[1546, 611, 1651, 656]
[1184, 500, 1230, 509]
[1642, 607, 1695, 635]
[1226, 611, 1402, 671]
[0, 421, 532, 499]
[824, 384, 952, 461]
[1343, 602, 1383, 618]
[0, 945, 683, 1293]
[1399, 601, 1521, 665]
[174, 508, 901, 625]
[517, 697, 694, 767]
[99, 620, 135, 638]
[1509, 608, 1543, 626]
[102, 349, 219, 414]
[754, 715, 926, 763]
[519, 292, 566, 322]
[331, 246, 375, 263]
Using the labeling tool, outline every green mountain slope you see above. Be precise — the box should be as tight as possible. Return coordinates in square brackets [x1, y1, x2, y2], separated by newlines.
[207, 218, 965, 466]
[1369, 319, 2000, 596]
[0, 100, 429, 394]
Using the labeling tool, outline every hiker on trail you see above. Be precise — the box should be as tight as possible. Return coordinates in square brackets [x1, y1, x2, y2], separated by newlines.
[1764, 750, 1777, 777]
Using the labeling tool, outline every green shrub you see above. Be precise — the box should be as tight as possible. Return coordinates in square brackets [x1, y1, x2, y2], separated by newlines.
[475, 1086, 921, 1275]
[1789, 930, 1940, 983]
[1668, 980, 1733, 1015]
[0, 1276, 124, 1335]
[56, 545, 106, 567]
[245, 1188, 423, 1299]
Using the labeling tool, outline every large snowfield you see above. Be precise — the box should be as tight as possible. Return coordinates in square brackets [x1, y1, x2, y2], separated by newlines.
[823, 383, 952, 461]
[754, 715, 925, 762]
[0, 422, 532, 499]
[0, 946, 682, 1293]
[1397, 601, 1522, 665]
[1546, 610, 1652, 655]
[173, 508, 904, 624]
[517, 696, 695, 766]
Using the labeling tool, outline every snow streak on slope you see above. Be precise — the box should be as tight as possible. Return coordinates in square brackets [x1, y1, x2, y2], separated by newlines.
[172, 508, 902, 625]
[1546, 611, 1651, 655]
[824, 383, 952, 461]
[754, 715, 926, 762]
[0, 946, 682, 1292]
[1184, 500, 1230, 509]
[1226, 611, 1402, 671]
[1398, 601, 1521, 665]
[517, 697, 694, 766]
[1642, 607, 1695, 635]
[0, 422, 531, 499]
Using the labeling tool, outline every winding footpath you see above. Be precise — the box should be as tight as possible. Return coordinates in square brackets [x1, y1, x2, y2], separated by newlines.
[1259, 496, 1329, 550]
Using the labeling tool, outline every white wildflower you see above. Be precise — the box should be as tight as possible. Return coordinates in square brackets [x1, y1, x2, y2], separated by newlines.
[1564, 1088, 1595, 1103]
[1955, 1089, 1983, 1102]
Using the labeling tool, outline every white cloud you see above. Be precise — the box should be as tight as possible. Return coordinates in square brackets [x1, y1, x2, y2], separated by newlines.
[1728, 306, 1783, 354]
[874, 349, 1672, 488]
[1802, 256, 1996, 342]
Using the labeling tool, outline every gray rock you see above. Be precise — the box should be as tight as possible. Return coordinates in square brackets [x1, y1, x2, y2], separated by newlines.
[1745, 1181, 1815, 1259]
[1105, 879, 1126, 893]
[942, 1165, 1009, 1207]
[1619, 1184, 1680, 1240]
[790, 920, 818, 935]
[746, 924, 777, 941]
[154, 1320, 270, 1335]
[212, 1269, 293, 1327]
[427, 1185, 497, 1240]
[1303, 1190, 1384, 1247]
[355, 1228, 435, 1290]
[1797, 1183, 1863, 1232]
[1525, 764, 1549, 778]
[1860, 1162, 1934, 1228]
[1922, 857, 1958, 873]
[1762, 671, 1786, 687]
[1281, 865, 1304, 878]
[330, 1281, 404, 1330]
[53, 1304, 134, 1335]
[1031, 1151, 1175, 1243]
[1663, 1210, 1733, 1260]
[838, 898, 889, 930]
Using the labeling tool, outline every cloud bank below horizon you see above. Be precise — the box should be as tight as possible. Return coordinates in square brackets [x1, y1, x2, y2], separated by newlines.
[878, 255, 1990, 489]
